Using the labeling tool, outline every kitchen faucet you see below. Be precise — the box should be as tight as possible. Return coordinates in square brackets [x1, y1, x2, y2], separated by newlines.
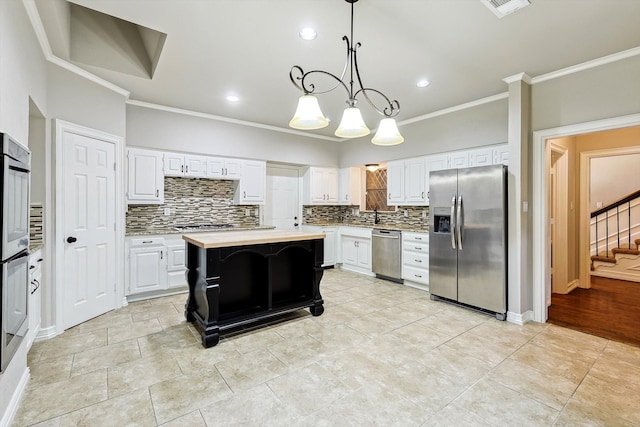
[374, 208, 380, 224]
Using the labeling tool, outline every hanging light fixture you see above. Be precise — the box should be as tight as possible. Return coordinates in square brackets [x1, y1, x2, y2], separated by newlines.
[289, 0, 403, 145]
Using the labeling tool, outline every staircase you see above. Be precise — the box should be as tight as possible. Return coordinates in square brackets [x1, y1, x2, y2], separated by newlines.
[590, 190, 640, 282]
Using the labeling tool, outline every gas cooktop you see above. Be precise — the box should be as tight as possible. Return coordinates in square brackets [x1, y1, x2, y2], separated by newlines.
[174, 224, 235, 232]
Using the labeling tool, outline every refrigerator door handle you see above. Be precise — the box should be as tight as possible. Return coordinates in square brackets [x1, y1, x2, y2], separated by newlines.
[450, 195, 457, 250]
[457, 194, 463, 250]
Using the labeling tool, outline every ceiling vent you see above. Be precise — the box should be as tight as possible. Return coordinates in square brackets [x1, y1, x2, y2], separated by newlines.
[480, 0, 531, 18]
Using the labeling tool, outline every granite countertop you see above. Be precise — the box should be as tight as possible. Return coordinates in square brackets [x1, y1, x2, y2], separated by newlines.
[183, 229, 325, 249]
[126, 225, 276, 237]
[303, 222, 429, 233]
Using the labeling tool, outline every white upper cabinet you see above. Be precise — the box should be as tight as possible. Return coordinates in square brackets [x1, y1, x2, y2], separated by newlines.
[127, 148, 164, 204]
[235, 160, 266, 204]
[448, 151, 469, 169]
[303, 167, 339, 205]
[164, 153, 206, 178]
[386, 160, 405, 205]
[206, 157, 242, 180]
[387, 158, 427, 206]
[494, 145, 509, 165]
[468, 146, 494, 167]
[338, 167, 362, 205]
[404, 157, 427, 204]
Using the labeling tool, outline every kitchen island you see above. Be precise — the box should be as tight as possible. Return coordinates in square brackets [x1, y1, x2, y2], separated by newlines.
[183, 230, 325, 347]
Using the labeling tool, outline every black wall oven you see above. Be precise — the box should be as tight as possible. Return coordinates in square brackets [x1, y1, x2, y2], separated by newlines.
[1, 133, 30, 372]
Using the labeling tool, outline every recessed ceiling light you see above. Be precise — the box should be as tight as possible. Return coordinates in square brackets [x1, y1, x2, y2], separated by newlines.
[299, 27, 317, 41]
[417, 79, 431, 88]
[226, 95, 240, 102]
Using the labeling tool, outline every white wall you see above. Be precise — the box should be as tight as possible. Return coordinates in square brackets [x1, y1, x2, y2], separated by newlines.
[126, 105, 340, 167]
[591, 154, 640, 211]
[0, 1, 49, 423]
[339, 99, 508, 167]
[532, 55, 640, 132]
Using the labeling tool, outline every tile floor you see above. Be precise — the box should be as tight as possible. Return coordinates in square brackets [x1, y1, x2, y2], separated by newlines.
[13, 268, 640, 426]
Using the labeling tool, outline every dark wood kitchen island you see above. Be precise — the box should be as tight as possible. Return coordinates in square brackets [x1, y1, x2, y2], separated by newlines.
[183, 230, 325, 347]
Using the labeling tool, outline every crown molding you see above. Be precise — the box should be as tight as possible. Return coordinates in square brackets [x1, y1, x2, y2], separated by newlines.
[400, 92, 509, 127]
[126, 100, 342, 142]
[503, 72, 532, 85]
[531, 46, 640, 84]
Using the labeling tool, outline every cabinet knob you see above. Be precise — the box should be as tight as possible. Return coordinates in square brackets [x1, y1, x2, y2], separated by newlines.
[66, 236, 77, 243]
[156, 189, 159, 197]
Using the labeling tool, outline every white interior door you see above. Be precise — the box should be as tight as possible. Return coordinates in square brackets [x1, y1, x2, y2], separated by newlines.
[265, 166, 299, 230]
[63, 131, 116, 328]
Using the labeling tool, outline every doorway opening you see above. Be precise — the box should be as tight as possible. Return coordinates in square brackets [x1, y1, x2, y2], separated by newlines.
[532, 114, 640, 323]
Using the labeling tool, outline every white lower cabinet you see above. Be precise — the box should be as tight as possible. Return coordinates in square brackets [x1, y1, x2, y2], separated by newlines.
[402, 232, 429, 290]
[302, 225, 337, 267]
[166, 239, 187, 289]
[27, 249, 43, 347]
[127, 236, 187, 298]
[340, 227, 372, 275]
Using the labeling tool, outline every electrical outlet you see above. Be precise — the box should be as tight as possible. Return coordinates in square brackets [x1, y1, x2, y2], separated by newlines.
[254, 208, 259, 216]
[422, 210, 427, 218]
[245, 208, 251, 216]
[404, 210, 408, 217]
[163, 207, 170, 216]
[306, 208, 312, 215]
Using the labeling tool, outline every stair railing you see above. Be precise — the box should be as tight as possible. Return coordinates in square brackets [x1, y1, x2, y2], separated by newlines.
[591, 189, 640, 257]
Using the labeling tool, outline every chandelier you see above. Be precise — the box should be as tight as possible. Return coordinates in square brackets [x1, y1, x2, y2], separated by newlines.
[288, 0, 404, 145]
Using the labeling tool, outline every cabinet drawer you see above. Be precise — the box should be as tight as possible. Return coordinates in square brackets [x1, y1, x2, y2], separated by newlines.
[403, 251, 429, 268]
[403, 232, 428, 243]
[403, 241, 429, 254]
[130, 237, 165, 247]
[402, 265, 429, 285]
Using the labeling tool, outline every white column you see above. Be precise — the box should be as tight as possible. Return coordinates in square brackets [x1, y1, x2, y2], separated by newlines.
[503, 72, 532, 324]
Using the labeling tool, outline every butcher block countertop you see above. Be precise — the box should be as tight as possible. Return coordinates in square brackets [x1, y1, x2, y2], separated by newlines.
[182, 229, 326, 249]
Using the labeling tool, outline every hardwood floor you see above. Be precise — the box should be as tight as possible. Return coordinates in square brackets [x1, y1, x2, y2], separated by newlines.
[548, 276, 640, 347]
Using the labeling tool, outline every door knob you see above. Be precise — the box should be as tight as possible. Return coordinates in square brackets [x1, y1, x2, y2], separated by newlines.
[67, 236, 77, 243]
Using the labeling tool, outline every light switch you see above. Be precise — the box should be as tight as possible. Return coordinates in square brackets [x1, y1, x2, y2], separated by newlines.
[596, 201, 603, 209]
[523, 201, 529, 212]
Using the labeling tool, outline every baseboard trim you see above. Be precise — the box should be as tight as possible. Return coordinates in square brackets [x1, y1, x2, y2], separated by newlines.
[0, 367, 30, 427]
[567, 280, 579, 293]
[507, 310, 534, 325]
[35, 325, 58, 342]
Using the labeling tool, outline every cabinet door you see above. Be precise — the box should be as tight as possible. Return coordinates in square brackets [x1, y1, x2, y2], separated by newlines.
[166, 243, 186, 289]
[386, 161, 405, 205]
[404, 158, 427, 204]
[338, 168, 350, 204]
[323, 228, 336, 266]
[469, 147, 493, 167]
[309, 168, 328, 203]
[164, 153, 184, 176]
[223, 158, 243, 179]
[493, 145, 509, 165]
[127, 149, 164, 204]
[206, 157, 225, 178]
[341, 237, 358, 266]
[449, 152, 469, 169]
[356, 239, 371, 270]
[238, 160, 266, 204]
[426, 154, 449, 173]
[325, 168, 339, 203]
[129, 246, 166, 294]
[184, 155, 206, 177]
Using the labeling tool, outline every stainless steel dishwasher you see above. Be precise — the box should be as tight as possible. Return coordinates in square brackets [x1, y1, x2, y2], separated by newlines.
[372, 229, 403, 283]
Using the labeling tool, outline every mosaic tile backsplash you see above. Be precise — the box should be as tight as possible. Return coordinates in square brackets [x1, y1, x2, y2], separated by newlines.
[126, 177, 259, 235]
[303, 205, 429, 231]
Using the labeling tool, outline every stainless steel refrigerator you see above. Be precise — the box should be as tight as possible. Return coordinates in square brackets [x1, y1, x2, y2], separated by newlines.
[429, 164, 507, 320]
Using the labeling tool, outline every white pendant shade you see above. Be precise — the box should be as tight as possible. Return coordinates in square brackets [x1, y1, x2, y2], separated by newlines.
[372, 118, 404, 145]
[335, 107, 370, 138]
[289, 95, 329, 130]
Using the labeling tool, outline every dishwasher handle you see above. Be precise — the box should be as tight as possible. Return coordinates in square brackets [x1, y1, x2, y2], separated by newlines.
[373, 234, 399, 239]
